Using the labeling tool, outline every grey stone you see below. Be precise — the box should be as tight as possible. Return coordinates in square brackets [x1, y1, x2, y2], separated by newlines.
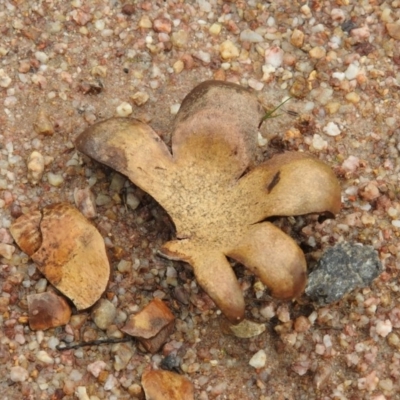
[305, 242, 383, 305]
[92, 299, 117, 330]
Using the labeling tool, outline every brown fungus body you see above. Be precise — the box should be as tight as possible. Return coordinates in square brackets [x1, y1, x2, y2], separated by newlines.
[76, 80, 341, 323]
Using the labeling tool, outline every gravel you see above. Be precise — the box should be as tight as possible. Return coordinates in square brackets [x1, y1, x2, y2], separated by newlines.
[306, 242, 383, 306]
[1, 1, 400, 399]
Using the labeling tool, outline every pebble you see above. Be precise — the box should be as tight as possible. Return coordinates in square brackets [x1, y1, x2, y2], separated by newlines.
[71, 9, 92, 26]
[116, 102, 132, 117]
[249, 350, 267, 369]
[112, 342, 134, 371]
[375, 320, 392, 337]
[306, 243, 383, 305]
[0, 243, 15, 259]
[36, 350, 54, 364]
[35, 51, 49, 64]
[94, 20, 105, 31]
[10, 366, 29, 382]
[350, 26, 370, 42]
[257, 132, 268, 147]
[70, 369, 83, 381]
[345, 92, 360, 103]
[379, 379, 393, 392]
[104, 374, 118, 391]
[229, 319, 266, 338]
[332, 71, 345, 81]
[0, 69, 12, 87]
[0, 228, 13, 244]
[121, 4, 135, 15]
[312, 134, 328, 150]
[171, 30, 189, 48]
[75, 386, 90, 400]
[170, 104, 181, 115]
[47, 337, 60, 350]
[300, 4, 312, 18]
[311, 87, 333, 105]
[109, 173, 125, 192]
[198, 0, 211, 12]
[209, 23, 221, 36]
[309, 46, 326, 59]
[220, 40, 240, 60]
[264, 46, 284, 68]
[193, 50, 210, 64]
[239, 29, 263, 43]
[131, 91, 149, 106]
[294, 316, 311, 333]
[290, 76, 309, 98]
[74, 187, 97, 218]
[325, 101, 341, 114]
[153, 18, 172, 33]
[290, 29, 305, 48]
[126, 192, 140, 210]
[386, 23, 400, 40]
[247, 78, 264, 91]
[345, 64, 359, 80]
[87, 360, 107, 378]
[323, 121, 341, 136]
[34, 109, 54, 136]
[359, 181, 380, 201]
[34, 278, 47, 293]
[92, 299, 117, 330]
[392, 220, 400, 228]
[47, 172, 64, 187]
[331, 8, 346, 23]
[138, 15, 152, 29]
[27, 151, 45, 184]
[173, 60, 184, 74]
[342, 155, 359, 173]
[91, 65, 107, 78]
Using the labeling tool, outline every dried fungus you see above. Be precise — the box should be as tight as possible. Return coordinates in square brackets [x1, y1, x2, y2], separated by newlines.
[10, 203, 110, 310]
[76, 80, 341, 323]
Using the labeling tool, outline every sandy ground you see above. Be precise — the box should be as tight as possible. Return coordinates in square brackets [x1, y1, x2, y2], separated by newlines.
[1, 0, 400, 399]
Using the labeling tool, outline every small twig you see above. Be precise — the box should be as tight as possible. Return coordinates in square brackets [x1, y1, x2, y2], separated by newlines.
[258, 97, 293, 128]
[56, 337, 132, 351]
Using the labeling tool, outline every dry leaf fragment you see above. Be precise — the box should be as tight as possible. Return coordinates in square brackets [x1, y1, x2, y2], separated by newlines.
[141, 369, 194, 400]
[76, 80, 341, 324]
[10, 203, 110, 310]
[28, 292, 72, 331]
[121, 298, 175, 353]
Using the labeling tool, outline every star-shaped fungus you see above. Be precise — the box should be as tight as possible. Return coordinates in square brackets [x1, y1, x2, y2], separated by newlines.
[76, 81, 341, 324]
